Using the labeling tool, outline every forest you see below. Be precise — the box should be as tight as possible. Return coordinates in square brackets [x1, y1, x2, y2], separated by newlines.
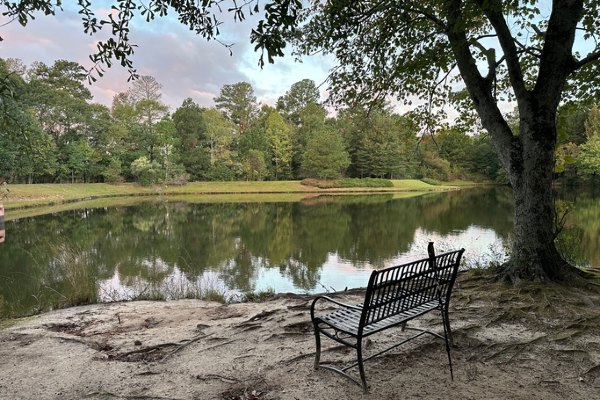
[1, 57, 598, 186]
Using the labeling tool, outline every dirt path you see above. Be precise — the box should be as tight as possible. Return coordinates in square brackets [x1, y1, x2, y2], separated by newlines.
[1, 275, 599, 400]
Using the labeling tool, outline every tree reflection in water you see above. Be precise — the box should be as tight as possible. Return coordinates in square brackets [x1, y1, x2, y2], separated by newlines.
[1, 187, 596, 317]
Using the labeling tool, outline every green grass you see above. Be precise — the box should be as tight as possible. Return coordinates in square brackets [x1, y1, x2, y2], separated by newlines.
[241, 288, 276, 302]
[2, 180, 466, 212]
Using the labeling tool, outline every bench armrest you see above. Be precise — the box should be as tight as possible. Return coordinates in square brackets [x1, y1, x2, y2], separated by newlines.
[310, 295, 362, 321]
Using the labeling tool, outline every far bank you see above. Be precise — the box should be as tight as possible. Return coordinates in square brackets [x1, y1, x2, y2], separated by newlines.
[1, 179, 481, 211]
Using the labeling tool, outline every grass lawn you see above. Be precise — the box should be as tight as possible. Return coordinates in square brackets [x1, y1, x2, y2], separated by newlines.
[1, 180, 463, 211]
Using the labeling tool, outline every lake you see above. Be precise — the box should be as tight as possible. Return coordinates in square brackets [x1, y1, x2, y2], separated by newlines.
[1, 187, 598, 318]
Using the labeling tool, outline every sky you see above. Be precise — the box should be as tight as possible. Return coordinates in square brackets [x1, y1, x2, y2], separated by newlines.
[2, 2, 593, 119]
[0, 2, 335, 112]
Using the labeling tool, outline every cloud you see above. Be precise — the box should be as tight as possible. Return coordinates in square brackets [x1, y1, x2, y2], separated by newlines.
[0, 4, 332, 111]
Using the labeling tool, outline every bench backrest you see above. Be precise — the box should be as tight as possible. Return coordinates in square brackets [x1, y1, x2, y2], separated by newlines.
[360, 248, 464, 327]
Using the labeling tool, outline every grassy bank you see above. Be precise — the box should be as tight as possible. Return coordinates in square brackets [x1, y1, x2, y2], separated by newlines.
[1, 180, 463, 211]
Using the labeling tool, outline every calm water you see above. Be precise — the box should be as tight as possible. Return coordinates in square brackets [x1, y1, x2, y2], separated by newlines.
[1, 187, 598, 317]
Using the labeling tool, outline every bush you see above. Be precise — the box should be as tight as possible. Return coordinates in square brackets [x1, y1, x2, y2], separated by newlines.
[301, 178, 393, 188]
[0, 183, 9, 200]
[166, 163, 189, 185]
[131, 156, 163, 186]
[341, 178, 394, 187]
[102, 158, 123, 183]
[421, 177, 441, 186]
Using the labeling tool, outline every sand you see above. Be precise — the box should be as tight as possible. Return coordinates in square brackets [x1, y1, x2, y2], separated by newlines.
[1, 275, 599, 400]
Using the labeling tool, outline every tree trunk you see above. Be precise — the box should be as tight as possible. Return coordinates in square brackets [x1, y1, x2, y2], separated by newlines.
[500, 116, 578, 282]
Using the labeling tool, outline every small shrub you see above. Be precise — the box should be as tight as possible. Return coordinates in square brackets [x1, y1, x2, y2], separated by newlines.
[48, 244, 97, 308]
[166, 163, 189, 185]
[242, 288, 275, 302]
[131, 156, 163, 186]
[0, 183, 9, 201]
[202, 289, 227, 303]
[339, 178, 394, 188]
[301, 178, 393, 188]
[301, 178, 340, 188]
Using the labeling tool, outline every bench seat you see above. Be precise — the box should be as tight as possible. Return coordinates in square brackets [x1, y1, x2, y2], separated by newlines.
[310, 243, 464, 392]
[317, 300, 439, 337]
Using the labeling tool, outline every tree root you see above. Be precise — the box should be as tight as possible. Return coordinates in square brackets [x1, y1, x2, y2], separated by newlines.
[495, 257, 588, 285]
[197, 339, 237, 352]
[483, 335, 547, 363]
[196, 374, 239, 384]
[85, 390, 184, 400]
[283, 344, 348, 365]
[114, 343, 178, 361]
[159, 333, 209, 362]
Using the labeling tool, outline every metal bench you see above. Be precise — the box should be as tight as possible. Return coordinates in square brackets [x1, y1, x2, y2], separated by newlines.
[310, 242, 464, 392]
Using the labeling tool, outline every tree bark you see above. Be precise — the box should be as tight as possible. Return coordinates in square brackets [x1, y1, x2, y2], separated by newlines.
[499, 111, 577, 282]
[443, 0, 587, 282]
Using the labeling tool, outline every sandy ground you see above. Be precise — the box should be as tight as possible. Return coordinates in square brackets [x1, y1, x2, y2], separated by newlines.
[1, 275, 599, 400]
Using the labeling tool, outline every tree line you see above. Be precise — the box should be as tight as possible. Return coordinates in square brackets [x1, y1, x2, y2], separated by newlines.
[0, 57, 597, 186]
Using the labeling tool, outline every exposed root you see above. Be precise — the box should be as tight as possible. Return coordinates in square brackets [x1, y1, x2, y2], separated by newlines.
[85, 390, 184, 400]
[159, 333, 208, 362]
[282, 344, 347, 365]
[196, 374, 239, 384]
[483, 335, 547, 363]
[495, 256, 588, 285]
[114, 343, 179, 362]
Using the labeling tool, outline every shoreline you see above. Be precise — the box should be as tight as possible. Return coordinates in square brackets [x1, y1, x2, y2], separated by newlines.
[1, 273, 599, 399]
[1, 180, 480, 212]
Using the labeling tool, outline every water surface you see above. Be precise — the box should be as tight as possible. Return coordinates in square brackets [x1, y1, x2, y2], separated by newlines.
[1, 187, 597, 318]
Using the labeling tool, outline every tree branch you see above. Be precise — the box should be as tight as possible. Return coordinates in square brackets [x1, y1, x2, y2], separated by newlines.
[475, 0, 529, 102]
[513, 38, 543, 58]
[403, 7, 447, 30]
[444, 0, 514, 167]
[534, 0, 584, 109]
[470, 39, 498, 82]
[573, 50, 600, 70]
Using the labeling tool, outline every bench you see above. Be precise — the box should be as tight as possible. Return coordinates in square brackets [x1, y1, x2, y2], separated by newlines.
[310, 242, 464, 391]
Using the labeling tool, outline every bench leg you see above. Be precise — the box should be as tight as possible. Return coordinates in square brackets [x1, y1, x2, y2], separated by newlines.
[443, 307, 454, 347]
[440, 309, 454, 381]
[357, 339, 368, 392]
[313, 324, 321, 370]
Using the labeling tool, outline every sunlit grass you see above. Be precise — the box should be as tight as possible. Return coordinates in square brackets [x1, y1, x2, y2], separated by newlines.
[2, 180, 470, 211]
